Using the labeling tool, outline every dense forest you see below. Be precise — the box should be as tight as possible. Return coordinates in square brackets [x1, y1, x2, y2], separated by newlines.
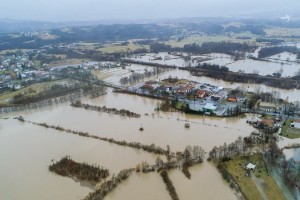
[256, 38, 284, 45]
[183, 42, 256, 55]
[149, 41, 256, 55]
[52, 24, 177, 43]
[0, 24, 177, 50]
[224, 24, 266, 35]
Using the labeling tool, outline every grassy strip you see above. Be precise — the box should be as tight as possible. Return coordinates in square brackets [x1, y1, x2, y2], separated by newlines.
[222, 154, 286, 200]
[281, 118, 300, 139]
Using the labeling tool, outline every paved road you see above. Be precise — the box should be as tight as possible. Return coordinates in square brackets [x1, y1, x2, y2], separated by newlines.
[252, 173, 269, 200]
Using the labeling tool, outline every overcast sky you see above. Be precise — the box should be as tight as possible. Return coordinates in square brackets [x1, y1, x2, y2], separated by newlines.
[1, 0, 299, 22]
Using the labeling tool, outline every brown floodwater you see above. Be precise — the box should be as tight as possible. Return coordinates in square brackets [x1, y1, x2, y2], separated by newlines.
[1, 58, 299, 200]
[0, 89, 258, 200]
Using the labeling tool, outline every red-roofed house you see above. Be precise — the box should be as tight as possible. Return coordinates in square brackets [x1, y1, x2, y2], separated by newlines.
[196, 90, 206, 98]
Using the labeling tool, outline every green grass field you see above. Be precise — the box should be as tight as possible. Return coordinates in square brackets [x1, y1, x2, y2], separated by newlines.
[98, 42, 149, 53]
[224, 154, 286, 200]
[165, 33, 257, 48]
[281, 118, 300, 139]
[0, 80, 67, 106]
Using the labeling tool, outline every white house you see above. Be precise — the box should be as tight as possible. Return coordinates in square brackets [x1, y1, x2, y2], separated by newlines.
[203, 103, 217, 112]
[246, 163, 256, 170]
[290, 121, 300, 129]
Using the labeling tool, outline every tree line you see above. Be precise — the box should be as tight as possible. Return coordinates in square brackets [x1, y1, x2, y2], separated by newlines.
[196, 63, 229, 72]
[258, 46, 299, 58]
[71, 101, 141, 118]
[183, 42, 256, 55]
[160, 170, 179, 200]
[15, 117, 169, 156]
[265, 140, 300, 197]
[84, 169, 134, 200]
[149, 41, 256, 55]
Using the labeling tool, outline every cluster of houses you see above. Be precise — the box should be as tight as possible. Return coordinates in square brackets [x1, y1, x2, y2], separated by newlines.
[247, 115, 282, 128]
[50, 61, 123, 73]
[0, 53, 50, 92]
[132, 78, 245, 116]
[137, 78, 226, 99]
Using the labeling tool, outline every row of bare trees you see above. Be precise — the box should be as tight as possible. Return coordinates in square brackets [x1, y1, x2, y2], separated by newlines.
[84, 169, 134, 200]
[135, 145, 205, 180]
[15, 117, 168, 156]
[209, 136, 245, 160]
[160, 170, 179, 200]
[71, 100, 141, 118]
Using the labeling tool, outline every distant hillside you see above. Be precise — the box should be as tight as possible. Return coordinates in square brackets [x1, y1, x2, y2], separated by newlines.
[1, 18, 300, 50]
[0, 19, 116, 34]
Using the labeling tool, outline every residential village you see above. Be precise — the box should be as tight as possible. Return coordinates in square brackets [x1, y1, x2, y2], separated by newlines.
[0, 50, 117, 93]
[129, 78, 245, 116]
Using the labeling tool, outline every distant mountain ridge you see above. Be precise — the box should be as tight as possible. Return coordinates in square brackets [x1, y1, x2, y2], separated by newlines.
[1, 17, 300, 35]
[0, 18, 159, 34]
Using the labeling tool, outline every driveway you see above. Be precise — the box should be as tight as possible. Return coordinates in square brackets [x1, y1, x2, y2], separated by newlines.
[251, 173, 268, 200]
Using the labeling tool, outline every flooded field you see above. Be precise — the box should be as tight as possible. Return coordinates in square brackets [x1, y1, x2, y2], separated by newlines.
[96, 64, 158, 85]
[227, 59, 300, 77]
[127, 51, 300, 77]
[1, 59, 300, 200]
[127, 52, 198, 67]
[1, 88, 258, 200]
[201, 53, 300, 77]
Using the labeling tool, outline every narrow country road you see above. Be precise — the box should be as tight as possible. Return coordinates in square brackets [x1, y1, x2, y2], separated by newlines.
[252, 173, 269, 200]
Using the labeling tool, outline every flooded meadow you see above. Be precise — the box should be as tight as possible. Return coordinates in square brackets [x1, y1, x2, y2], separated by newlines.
[1, 61, 300, 200]
[1, 88, 258, 200]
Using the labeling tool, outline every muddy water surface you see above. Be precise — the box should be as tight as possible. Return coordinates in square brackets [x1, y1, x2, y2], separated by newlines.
[0, 90, 257, 200]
